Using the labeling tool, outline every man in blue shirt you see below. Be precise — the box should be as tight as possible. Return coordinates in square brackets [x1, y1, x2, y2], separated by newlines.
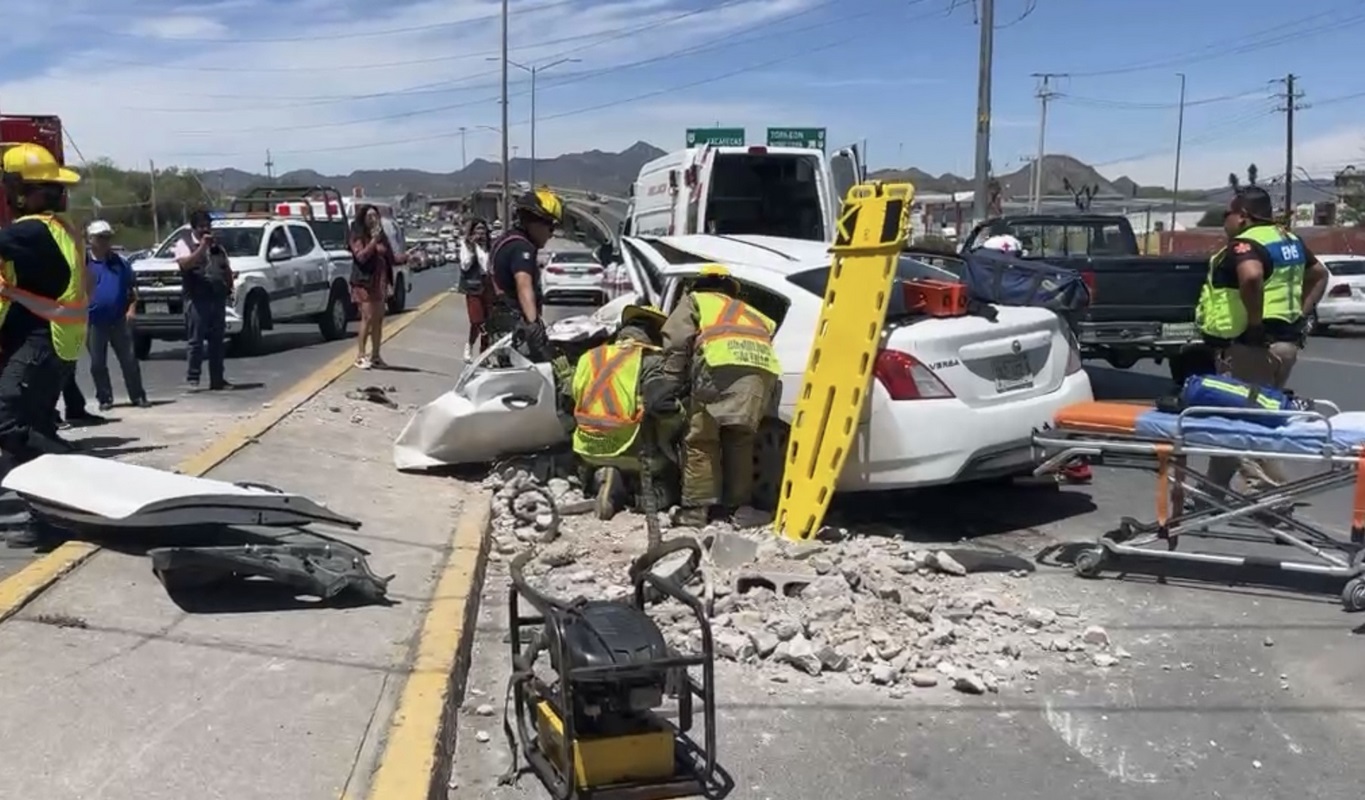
[85, 221, 148, 410]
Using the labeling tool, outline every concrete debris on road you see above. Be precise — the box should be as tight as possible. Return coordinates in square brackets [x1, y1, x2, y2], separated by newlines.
[483, 471, 1131, 697]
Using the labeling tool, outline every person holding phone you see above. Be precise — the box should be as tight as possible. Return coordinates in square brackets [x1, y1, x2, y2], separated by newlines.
[458, 217, 492, 361]
[349, 204, 412, 369]
[172, 210, 234, 390]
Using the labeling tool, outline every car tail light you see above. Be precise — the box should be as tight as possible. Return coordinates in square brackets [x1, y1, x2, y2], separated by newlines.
[1063, 328, 1083, 375]
[1329, 284, 1351, 298]
[1080, 268, 1097, 302]
[546, 266, 564, 274]
[586, 267, 603, 275]
[873, 350, 954, 401]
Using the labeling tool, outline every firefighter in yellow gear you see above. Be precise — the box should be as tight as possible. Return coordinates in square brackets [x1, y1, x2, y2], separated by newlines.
[568, 304, 683, 520]
[659, 264, 779, 527]
[0, 142, 87, 474]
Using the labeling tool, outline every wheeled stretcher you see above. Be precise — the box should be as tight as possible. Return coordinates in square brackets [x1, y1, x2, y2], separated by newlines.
[1033, 400, 1365, 611]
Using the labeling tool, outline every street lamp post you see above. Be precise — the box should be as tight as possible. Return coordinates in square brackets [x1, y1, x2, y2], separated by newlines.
[499, 0, 509, 219]
[488, 56, 580, 187]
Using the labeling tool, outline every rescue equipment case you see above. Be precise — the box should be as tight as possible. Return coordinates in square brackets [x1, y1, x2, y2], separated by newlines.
[961, 250, 1091, 313]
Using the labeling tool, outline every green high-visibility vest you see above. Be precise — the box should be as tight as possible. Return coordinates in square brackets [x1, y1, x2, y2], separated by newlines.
[0, 214, 88, 360]
[1198, 224, 1305, 339]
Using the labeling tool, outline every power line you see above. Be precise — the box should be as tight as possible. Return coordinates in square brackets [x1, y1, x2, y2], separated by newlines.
[1084, 102, 1281, 173]
[1055, 87, 1267, 110]
[1050, 6, 1365, 79]
[129, 0, 845, 111]
[164, 0, 913, 137]
[117, 0, 578, 44]
[165, 0, 948, 159]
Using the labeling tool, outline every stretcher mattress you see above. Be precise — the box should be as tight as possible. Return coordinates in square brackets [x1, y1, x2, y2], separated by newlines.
[1053, 402, 1365, 455]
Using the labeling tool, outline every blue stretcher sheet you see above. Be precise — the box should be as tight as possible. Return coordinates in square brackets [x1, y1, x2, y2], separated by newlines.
[1133, 410, 1365, 455]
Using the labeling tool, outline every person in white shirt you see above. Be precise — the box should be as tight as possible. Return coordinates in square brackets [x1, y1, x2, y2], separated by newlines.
[457, 218, 492, 361]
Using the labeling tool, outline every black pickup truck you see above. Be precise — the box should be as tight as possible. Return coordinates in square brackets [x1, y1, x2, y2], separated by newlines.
[962, 214, 1207, 375]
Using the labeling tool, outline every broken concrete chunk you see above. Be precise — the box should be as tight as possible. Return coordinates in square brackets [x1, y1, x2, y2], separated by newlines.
[715, 630, 755, 661]
[953, 672, 987, 695]
[777, 635, 823, 676]
[907, 671, 939, 688]
[931, 551, 967, 576]
[1081, 626, 1110, 648]
[1023, 607, 1057, 629]
[709, 530, 760, 570]
[869, 663, 897, 685]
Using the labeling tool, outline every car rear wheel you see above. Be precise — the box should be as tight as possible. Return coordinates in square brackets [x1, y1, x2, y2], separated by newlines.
[318, 281, 349, 340]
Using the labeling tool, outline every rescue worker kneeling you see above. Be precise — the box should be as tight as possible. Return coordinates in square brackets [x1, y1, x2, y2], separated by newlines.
[658, 264, 779, 528]
[570, 304, 683, 520]
[0, 143, 87, 473]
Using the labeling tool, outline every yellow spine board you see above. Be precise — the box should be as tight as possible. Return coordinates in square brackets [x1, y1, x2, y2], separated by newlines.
[774, 181, 914, 540]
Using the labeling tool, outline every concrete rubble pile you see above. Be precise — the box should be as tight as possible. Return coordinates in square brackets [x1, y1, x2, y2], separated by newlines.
[483, 469, 1130, 697]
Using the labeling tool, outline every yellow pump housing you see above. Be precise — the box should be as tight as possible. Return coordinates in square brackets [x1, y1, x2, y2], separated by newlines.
[774, 181, 915, 540]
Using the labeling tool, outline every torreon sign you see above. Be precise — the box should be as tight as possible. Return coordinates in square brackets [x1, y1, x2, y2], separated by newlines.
[767, 127, 826, 151]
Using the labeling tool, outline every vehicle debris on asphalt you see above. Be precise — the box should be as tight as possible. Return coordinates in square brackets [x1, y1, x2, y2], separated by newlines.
[484, 469, 1131, 697]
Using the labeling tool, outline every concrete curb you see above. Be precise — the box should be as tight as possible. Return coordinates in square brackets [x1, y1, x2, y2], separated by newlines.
[365, 495, 492, 800]
[0, 292, 452, 625]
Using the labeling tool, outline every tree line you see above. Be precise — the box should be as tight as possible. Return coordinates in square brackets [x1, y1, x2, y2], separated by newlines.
[64, 159, 227, 249]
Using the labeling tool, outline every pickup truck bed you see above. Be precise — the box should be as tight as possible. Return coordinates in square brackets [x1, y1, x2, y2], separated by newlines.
[1053, 254, 1206, 368]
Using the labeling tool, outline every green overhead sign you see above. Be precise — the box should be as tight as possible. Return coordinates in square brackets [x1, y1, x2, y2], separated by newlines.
[686, 127, 746, 147]
[767, 127, 826, 151]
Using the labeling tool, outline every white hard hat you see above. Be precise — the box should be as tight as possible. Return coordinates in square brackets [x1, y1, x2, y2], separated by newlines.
[86, 220, 114, 237]
[978, 234, 1023, 254]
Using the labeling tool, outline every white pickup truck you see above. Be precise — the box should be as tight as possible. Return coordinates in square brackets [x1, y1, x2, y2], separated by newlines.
[130, 215, 353, 359]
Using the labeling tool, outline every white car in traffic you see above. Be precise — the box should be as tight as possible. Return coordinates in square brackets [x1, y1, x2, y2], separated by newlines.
[1312, 254, 1365, 332]
[542, 250, 608, 305]
[397, 235, 1093, 505]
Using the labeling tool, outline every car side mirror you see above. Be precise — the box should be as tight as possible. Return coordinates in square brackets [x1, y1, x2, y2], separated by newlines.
[267, 245, 291, 262]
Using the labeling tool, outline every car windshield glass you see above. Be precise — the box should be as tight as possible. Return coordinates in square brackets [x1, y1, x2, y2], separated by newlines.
[153, 226, 263, 259]
[786, 256, 960, 297]
[310, 220, 348, 250]
[1327, 260, 1365, 276]
[705, 153, 825, 241]
[978, 219, 1137, 257]
[551, 252, 595, 263]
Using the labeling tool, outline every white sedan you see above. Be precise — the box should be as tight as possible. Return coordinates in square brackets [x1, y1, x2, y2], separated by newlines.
[396, 234, 1093, 506]
[542, 249, 608, 305]
[1311, 254, 1365, 333]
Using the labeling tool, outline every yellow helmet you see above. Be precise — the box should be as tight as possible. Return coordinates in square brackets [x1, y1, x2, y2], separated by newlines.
[620, 303, 666, 330]
[1, 143, 80, 185]
[693, 263, 739, 295]
[515, 187, 562, 225]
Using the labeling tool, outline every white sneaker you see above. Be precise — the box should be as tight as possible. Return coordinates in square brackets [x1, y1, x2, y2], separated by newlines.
[355, 356, 372, 370]
[463, 344, 473, 361]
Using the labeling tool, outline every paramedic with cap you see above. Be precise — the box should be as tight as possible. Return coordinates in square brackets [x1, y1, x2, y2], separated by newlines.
[487, 188, 563, 362]
[1198, 185, 1328, 494]
[0, 142, 88, 469]
[85, 220, 149, 410]
[568, 304, 683, 520]
[657, 264, 779, 528]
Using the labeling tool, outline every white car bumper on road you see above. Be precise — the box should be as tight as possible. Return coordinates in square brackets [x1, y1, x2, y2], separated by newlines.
[1316, 297, 1365, 326]
[836, 370, 1095, 490]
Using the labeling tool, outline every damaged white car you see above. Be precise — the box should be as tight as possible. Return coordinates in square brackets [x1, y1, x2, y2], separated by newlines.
[394, 235, 1094, 508]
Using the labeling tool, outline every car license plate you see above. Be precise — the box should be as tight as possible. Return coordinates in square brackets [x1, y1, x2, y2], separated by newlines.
[1161, 322, 1198, 340]
[145, 302, 170, 315]
[993, 354, 1033, 392]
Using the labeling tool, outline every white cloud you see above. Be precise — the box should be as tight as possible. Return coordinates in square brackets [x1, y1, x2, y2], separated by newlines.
[127, 15, 229, 39]
[1096, 126, 1365, 189]
[0, 0, 817, 174]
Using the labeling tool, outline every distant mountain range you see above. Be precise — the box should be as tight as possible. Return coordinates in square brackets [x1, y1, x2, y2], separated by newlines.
[196, 145, 1326, 208]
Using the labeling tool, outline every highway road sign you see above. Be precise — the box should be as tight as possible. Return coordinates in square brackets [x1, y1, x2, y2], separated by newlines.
[767, 127, 826, 151]
[686, 127, 745, 147]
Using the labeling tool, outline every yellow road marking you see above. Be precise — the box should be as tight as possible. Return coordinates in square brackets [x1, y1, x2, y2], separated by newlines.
[0, 292, 451, 624]
[364, 500, 491, 800]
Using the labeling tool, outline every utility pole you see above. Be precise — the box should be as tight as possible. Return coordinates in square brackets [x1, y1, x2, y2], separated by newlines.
[458, 127, 467, 170]
[1171, 73, 1186, 231]
[1029, 73, 1063, 212]
[149, 160, 160, 243]
[1274, 73, 1307, 222]
[265, 149, 274, 181]
[971, 0, 995, 222]
[493, 57, 580, 188]
[499, 0, 510, 222]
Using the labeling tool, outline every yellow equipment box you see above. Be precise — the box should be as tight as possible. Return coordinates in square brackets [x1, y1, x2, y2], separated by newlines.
[774, 181, 915, 541]
[535, 700, 677, 790]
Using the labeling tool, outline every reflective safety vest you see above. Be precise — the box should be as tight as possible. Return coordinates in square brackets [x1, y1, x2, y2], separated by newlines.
[571, 342, 647, 458]
[0, 214, 88, 360]
[1198, 224, 1306, 339]
[692, 291, 779, 375]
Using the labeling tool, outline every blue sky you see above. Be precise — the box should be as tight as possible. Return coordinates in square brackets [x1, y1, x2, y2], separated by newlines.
[1, 0, 1362, 188]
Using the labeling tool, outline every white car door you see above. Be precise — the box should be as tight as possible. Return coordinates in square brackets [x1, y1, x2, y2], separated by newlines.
[287, 223, 329, 313]
[264, 226, 303, 319]
[393, 337, 566, 469]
